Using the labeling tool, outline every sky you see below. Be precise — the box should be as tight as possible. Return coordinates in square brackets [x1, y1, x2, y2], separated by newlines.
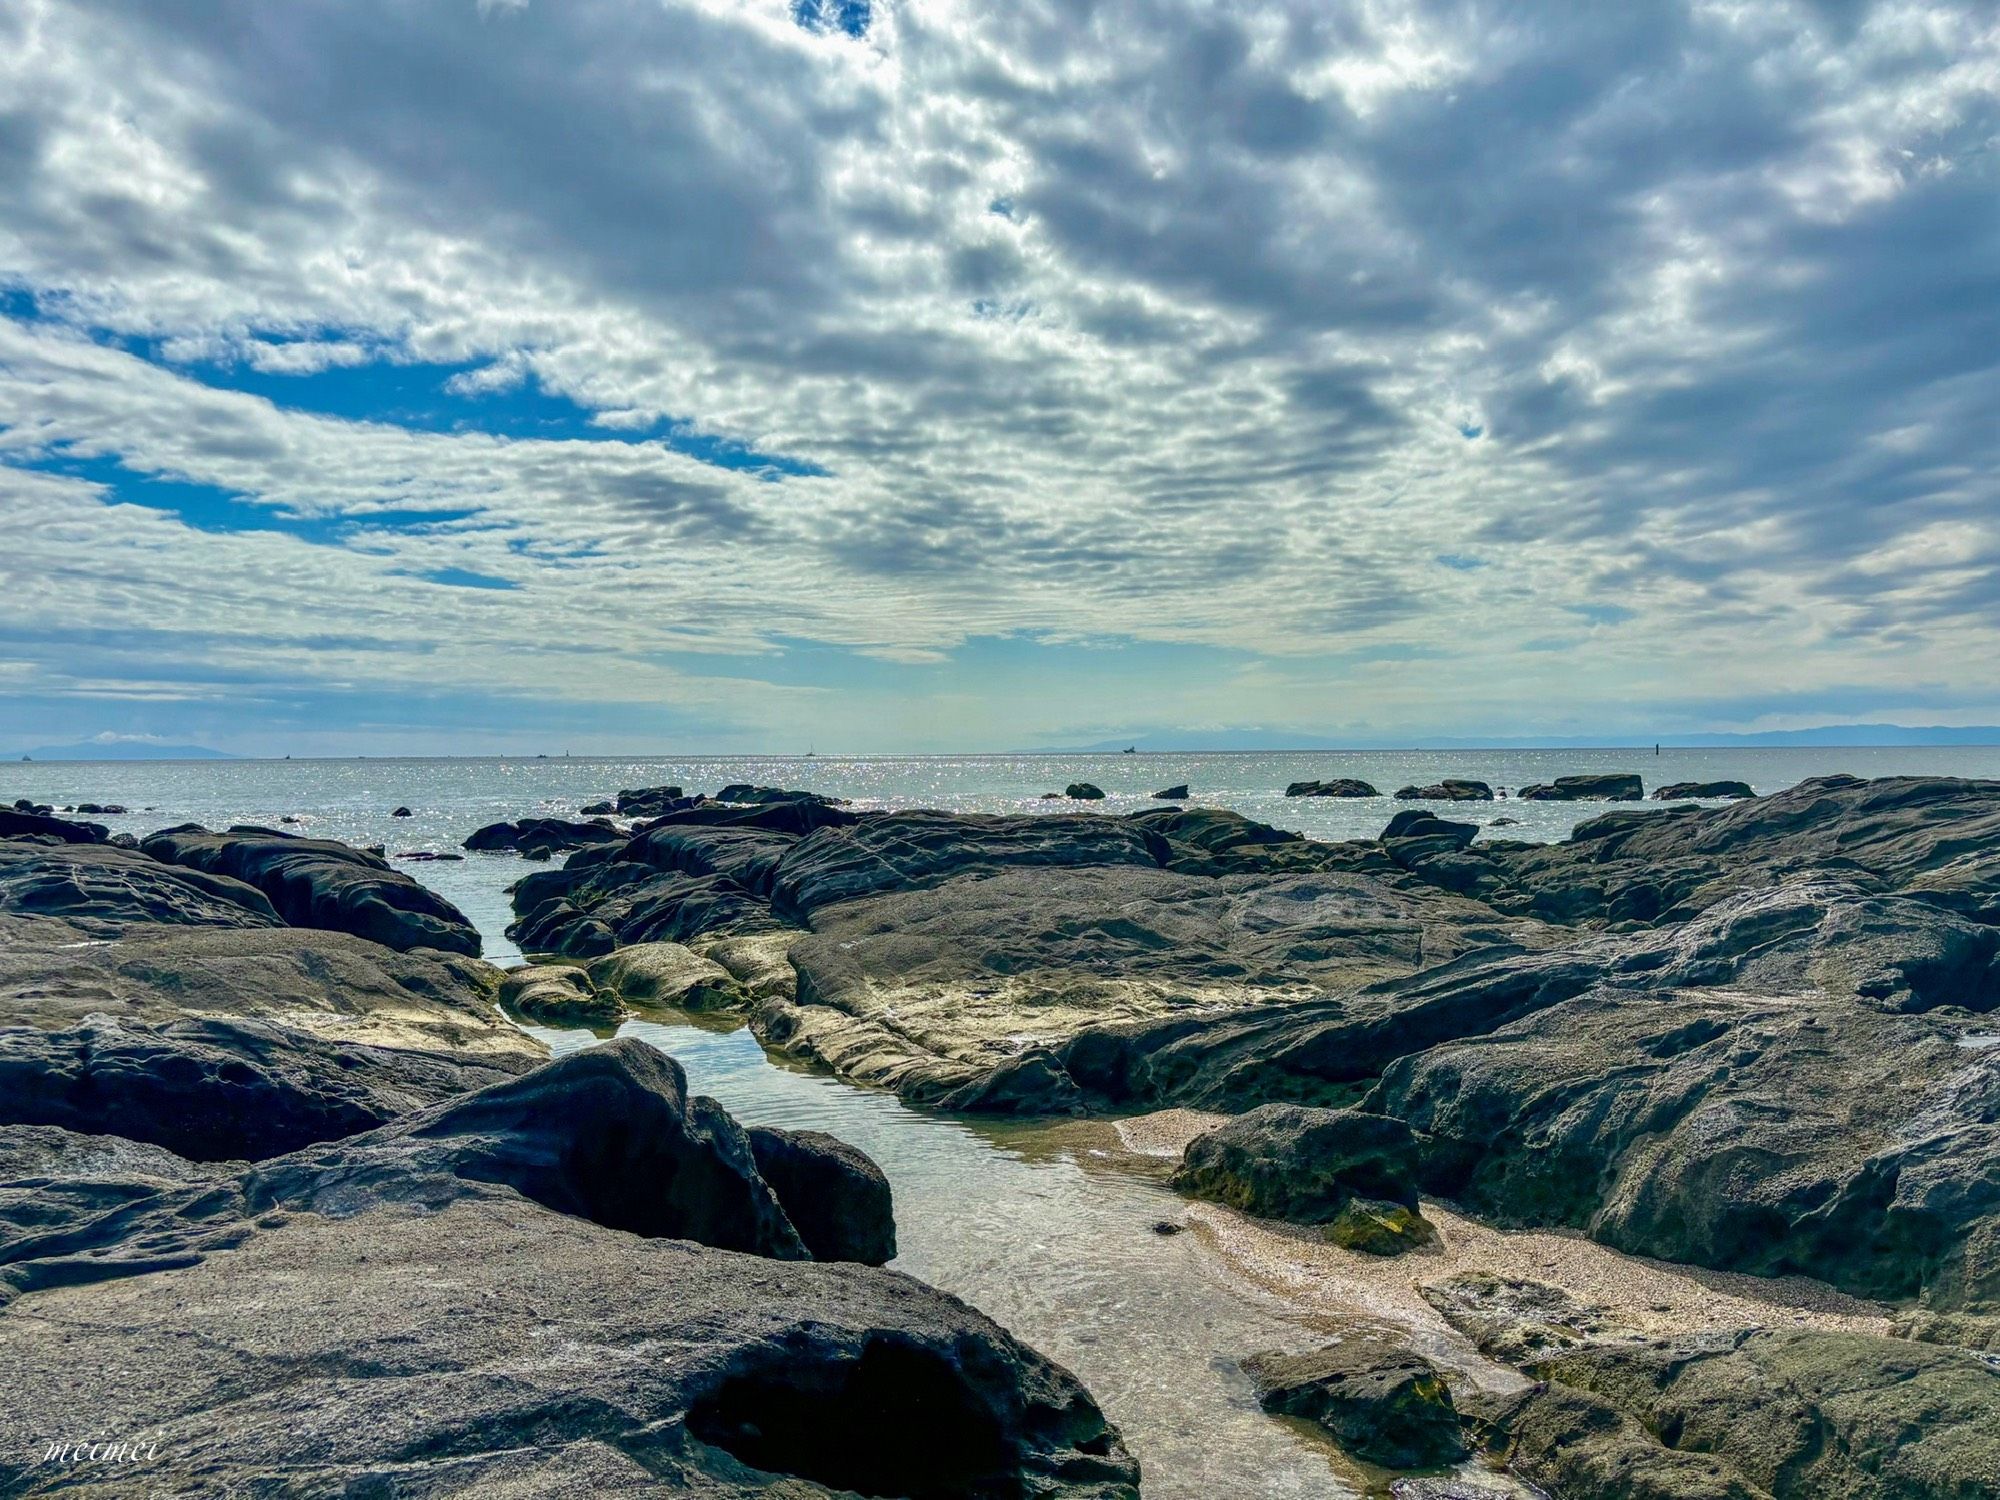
[0, 0, 1996, 755]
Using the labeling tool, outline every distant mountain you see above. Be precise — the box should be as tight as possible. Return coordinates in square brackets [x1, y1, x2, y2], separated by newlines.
[1054, 724, 2000, 752]
[7, 741, 238, 762]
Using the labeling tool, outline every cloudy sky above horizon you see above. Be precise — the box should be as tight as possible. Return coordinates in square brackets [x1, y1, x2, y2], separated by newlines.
[1, 0, 1995, 754]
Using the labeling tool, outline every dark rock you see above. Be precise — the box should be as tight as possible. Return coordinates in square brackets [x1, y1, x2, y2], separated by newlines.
[620, 820, 799, 896]
[0, 842, 281, 934]
[71, 803, 126, 816]
[1393, 780, 1494, 801]
[1152, 783, 1191, 799]
[390, 806, 413, 818]
[0, 1125, 214, 1260]
[1286, 779, 1380, 798]
[613, 783, 687, 817]
[508, 869, 782, 958]
[746, 1124, 896, 1265]
[1243, 1339, 1465, 1469]
[1653, 779, 1756, 800]
[716, 783, 847, 808]
[1516, 773, 1645, 801]
[0, 1014, 525, 1162]
[141, 824, 481, 955]
[1380, 809, 1480, 867]
[1127, 806, 1312, 875]
[394, 849, 463, 861]
[1066, 782, 1107, 800]
[1495, 1327, 2000, 1500]
[638, 794, 858, 837]
[1173, 1105, 1423, 1222]
[0, 1177, 1134, 1496]
[0, 809, 107, 844]
[577, 799, 616, 815]
[462, 816, 623, 853]
[771, 809, 1169, 921]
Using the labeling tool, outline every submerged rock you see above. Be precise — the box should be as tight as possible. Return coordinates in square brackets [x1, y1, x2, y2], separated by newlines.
[1243, 1339, 1465, 1469]
[141, 824, 481, 955]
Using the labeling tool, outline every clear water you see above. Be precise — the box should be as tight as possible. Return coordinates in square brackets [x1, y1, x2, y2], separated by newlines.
[9, 749, 1996, 1495]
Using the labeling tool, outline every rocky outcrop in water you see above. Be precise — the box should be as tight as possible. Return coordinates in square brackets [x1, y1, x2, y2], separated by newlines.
[1394, 779, 1494, 801]
[463, 816, 624, 855]
[1065, 781, 1107, 800]
[1152, 783, 1191, 800]
[1654, 779, 1755, 800]
[0, 808, 107, 843]
[1285, 778, 1379, 797]
[1515, 773, 1645, 801]
[141, 824, 482, 955]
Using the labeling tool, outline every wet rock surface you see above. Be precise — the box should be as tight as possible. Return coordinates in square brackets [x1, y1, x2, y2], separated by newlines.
[0, 840, 282, 933]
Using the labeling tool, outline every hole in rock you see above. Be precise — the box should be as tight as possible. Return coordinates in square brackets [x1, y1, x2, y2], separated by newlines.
[688, 1336, 1013, 1499]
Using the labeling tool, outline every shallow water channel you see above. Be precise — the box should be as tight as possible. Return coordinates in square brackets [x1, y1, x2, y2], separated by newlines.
[517, 1008, 1520, 1499]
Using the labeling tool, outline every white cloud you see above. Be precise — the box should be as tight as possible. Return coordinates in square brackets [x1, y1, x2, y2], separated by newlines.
[0, 0, 1996, 747]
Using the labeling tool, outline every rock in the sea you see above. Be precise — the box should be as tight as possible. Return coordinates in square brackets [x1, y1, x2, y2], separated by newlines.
[1394, 780, 1494, 801]
[463, 816, 624, 853]
[1516, 773, 1645, 801]
[1243, 1339, 1465, 1469]
[716, 783, 847, 808]
[1173, 1105, 1424, 1224]
[1152, 783, 1191, 800]
[747, 1124, 897, 1265]
[613, 783, 687, 816]
[1286, 778, 1380, 798]
[1065, 781, 1107, 800]
[390, 805, 413, 818]
[1380, 809, 1480, 866]
[0, 841, 282, 934]
[141, 824, 482, 955]
[1653, 779, 1755, 800]
[498, 963, 622, 1026]
[1128, 806, 1314, 875]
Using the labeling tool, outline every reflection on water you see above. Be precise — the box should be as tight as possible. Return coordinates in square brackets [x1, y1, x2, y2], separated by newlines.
[519, 1012, 1514, 1499]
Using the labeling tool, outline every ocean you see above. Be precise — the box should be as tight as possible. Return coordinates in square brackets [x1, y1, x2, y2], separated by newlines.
[10, 746, 2000, 963]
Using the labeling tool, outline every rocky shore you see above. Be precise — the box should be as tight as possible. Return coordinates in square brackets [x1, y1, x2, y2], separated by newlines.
[5, 771, 1999, 1494]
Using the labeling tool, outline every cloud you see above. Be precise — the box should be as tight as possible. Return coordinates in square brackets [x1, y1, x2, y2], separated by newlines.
[0, 0, 1995, 749]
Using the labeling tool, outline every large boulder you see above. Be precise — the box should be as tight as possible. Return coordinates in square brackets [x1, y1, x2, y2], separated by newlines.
[1242, 1340, 1465, 1470]
[0, 841, 281, 934]
[1152, 783, 1191, 800]
[770, 810, 1170, 922]
[140, 824, 481, 955]
[1064, 782, 1106, 800]
[1285, 779, 1379, 798]
[497, 963, 622, 1026]
[612, 783, 688, 816]
[1127, 806, 1318, 875]
[587, 941, 748, 1011]
[747, 1124, 897, 1265]
[1516, 773, 1645, 801]
[1172, 1105, 1422, 1223]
